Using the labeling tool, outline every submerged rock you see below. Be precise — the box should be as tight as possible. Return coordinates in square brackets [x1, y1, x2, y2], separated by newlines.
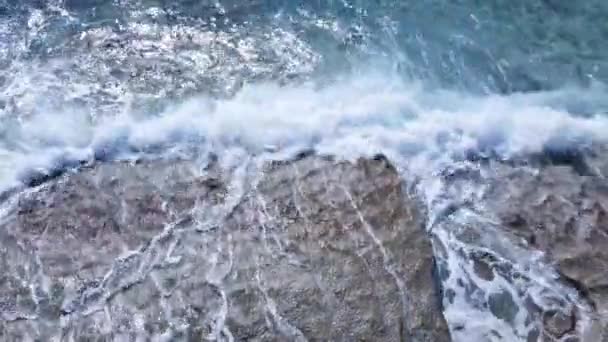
[0, 156, 449, 341]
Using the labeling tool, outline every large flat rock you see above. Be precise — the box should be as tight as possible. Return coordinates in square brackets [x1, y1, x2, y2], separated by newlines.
[0, 156, 450, 341]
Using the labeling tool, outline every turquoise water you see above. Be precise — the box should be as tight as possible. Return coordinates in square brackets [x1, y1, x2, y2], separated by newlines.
[2, 1, 608, 95]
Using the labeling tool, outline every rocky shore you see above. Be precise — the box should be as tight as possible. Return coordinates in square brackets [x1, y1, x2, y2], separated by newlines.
[0, 155, 449, 341]
[1, 150, 607, 341]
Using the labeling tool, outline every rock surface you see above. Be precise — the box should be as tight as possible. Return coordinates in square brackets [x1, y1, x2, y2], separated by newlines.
[481, 153, 608, 341]
[424, 147, 608, 342]
[0, 156, 450, 341]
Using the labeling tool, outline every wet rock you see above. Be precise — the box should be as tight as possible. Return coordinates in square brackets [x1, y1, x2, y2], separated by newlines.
[488, 290, 519, 324]
[0, 156, 450, 341]
[481, 151, 608, 341]
[527, 328, 540, 342]
[543, 309, 575, 338]
[473, 258, 495, 282]
[428, 143, 608, 341]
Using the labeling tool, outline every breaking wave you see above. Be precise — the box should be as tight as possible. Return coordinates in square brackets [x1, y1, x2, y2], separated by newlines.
[3, 73, 608, 189]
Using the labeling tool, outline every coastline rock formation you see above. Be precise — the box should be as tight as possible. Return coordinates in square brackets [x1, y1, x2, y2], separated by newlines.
[0, 156, 450, 341]
[431, 147, 608, 341]
[483, 151, 608, 341]
[4, 147, 608, 342]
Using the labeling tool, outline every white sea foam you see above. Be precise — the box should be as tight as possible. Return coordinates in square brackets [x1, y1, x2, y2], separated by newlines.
[3, 73, 607, 189]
